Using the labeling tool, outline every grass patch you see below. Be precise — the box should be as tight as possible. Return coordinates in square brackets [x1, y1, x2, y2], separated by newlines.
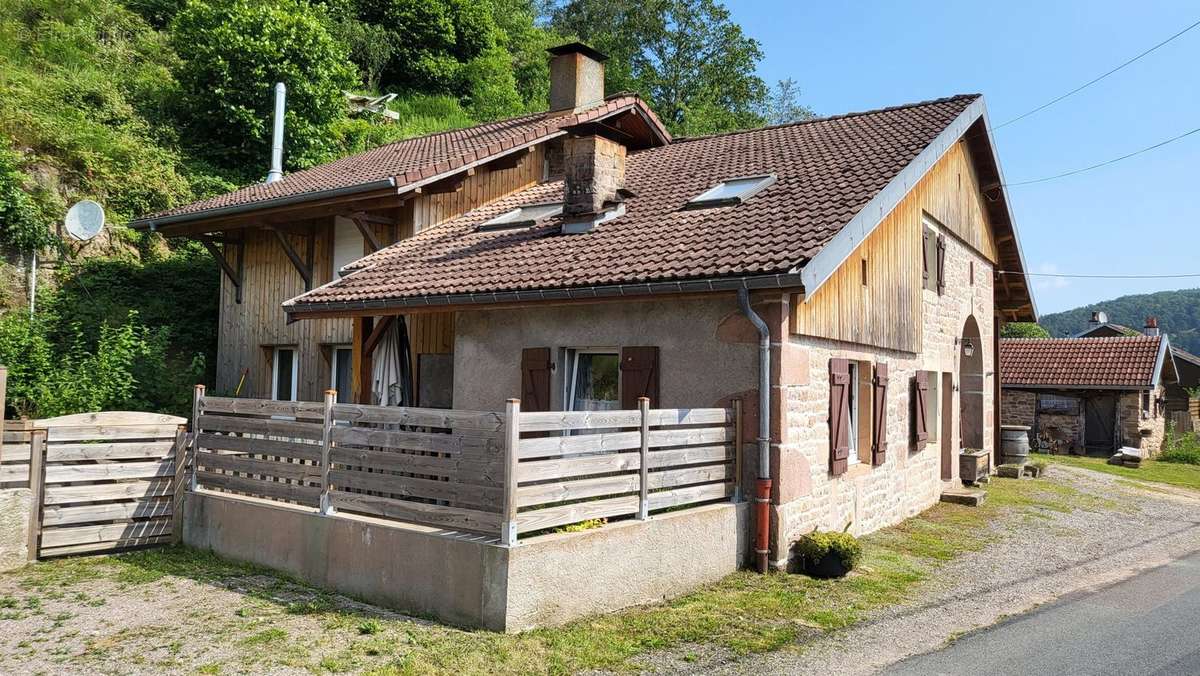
[1, 474, 1106, 674]
[1047, 454, 1200, 492]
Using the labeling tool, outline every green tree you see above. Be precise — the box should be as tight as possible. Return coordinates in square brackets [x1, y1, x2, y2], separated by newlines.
[762, 78, 816, 126]
[171, 0, 357, 179]
[347, 0, 529, 118]
[549, 0, 770, 135]
[1001, 322, 1051, 339]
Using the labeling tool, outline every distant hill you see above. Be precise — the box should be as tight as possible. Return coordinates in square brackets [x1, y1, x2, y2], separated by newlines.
[1039, 288, 1200, 355]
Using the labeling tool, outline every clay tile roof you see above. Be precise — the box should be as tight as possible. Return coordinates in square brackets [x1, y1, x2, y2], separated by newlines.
[133, 95, 664, 224]
[286, 94, 980, 310]
[1000, 336, 1166, 389]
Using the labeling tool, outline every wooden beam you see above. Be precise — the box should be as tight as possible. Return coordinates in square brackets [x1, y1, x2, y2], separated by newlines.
[271, 228, 313, 290]
[487, 146, 534, 171]
[363, 316, 394, 357]
[350, 215, 383, 253]
[353, 317, 374, 405]
[198, 235, 243, 304]
[347, 211, 396, 226]
[424, 168, 475, 195]
[154, 189, 411, 237]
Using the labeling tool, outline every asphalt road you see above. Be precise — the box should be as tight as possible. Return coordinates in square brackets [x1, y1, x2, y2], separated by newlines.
[884, 550, 1200, 676]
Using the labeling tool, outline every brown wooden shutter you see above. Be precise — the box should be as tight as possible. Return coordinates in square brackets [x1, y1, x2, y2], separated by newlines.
[913, 370, 929, 446]
[922, 228, 930, 287]
[871, 362, 888, 466]
[829, 358, 851, 476]
[619, 346, 659, 408]
[520, 347, 552, 412]
[936, 234, 947, 295]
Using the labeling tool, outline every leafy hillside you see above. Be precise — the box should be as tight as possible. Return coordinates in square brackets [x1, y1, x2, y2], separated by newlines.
[1039, 288, 1200, 354]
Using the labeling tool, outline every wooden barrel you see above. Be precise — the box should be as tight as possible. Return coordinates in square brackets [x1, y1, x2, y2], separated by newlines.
[1001, 425, 1031, 465]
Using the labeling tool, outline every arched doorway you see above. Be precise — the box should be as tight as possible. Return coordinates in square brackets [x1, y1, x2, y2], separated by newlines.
[959, 315, 984, 451]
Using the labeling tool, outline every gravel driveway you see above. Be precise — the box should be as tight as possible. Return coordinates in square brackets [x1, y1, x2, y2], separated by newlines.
[701, 466, 1200, 675]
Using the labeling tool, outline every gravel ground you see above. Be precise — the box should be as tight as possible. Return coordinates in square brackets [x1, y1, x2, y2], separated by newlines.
[688, 466, 1200, 676]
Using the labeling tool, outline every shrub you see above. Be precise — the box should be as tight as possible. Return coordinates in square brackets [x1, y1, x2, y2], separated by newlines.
[794, 531, 862, 571]
[1160, 432, 1200, 466]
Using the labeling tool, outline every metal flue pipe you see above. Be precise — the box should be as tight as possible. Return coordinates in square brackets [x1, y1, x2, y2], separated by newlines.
[737, 288, 771, 573]
[265, 82, 286, 184]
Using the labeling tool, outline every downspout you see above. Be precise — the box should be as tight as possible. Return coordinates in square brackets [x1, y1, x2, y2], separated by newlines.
[737, 288, 771, 573]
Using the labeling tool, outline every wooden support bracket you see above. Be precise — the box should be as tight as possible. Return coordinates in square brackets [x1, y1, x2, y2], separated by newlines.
[350, 215, 383, 253]
[363, 316, 395, 357]
[271, 227, 314, 290]
[198, 235, 244, 303]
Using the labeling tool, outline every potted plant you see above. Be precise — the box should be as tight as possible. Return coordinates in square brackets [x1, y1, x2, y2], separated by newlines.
[793, 530, 862, 578]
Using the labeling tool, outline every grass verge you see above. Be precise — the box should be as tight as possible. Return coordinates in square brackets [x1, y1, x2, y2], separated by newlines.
[1046, 453, 1200, 492]
[6, 475, 1099, 674]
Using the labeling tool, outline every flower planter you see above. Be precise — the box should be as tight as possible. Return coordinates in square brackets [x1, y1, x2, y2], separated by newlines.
[800, 551, 852, 579]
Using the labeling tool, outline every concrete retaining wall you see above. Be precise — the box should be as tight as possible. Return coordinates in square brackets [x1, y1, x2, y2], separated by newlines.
[0, 488, 30, 571]
[183, 490, 745, 632]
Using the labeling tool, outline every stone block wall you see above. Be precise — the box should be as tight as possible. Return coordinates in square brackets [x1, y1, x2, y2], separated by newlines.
[771, 226, 995, 561]
[1121, 387, 1167, 455]
[563, 135, 626, 215]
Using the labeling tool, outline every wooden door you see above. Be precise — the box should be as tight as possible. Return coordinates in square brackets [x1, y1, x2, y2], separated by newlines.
[1084, 395, 1117, 454]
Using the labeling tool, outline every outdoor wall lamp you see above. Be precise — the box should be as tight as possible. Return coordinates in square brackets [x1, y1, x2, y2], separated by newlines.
[956, 337, 975, 357]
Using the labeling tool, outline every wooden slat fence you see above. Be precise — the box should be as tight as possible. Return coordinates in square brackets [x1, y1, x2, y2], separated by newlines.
[505, 399, 739, 542]
[190, 389, 740, 545]
[15, 412, 188, 559]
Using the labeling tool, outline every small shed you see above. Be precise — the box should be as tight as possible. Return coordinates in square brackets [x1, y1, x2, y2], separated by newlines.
[1000, 336, 1177, 455]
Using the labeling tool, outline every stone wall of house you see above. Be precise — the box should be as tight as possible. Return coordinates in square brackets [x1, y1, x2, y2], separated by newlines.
[1120, 386, 1167, 456]
[771, 225, 995, 559]
[1001, 390, 1036, 432]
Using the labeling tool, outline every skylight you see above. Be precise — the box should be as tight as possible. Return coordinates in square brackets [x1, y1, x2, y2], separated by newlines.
[478, 202, 563, 231]
[686, 174, 777, 209]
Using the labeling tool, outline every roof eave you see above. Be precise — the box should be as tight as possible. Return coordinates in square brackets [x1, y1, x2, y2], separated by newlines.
[283, 272, 805, 319]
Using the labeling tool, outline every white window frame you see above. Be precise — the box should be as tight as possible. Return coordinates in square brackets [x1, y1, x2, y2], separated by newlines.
[479, 202, 563, 231]
[927, 371, 940, 443]
[330, 345, 353, 403]
[565, 348, 620, 412]
[846, 362, 860, 465]
[272, 347, 299, 402]
[686, 174, 777, 209]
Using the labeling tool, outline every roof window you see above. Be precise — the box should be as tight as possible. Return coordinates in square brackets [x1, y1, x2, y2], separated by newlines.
[478, 202, 563, 231]
[686, 174, 776, 209]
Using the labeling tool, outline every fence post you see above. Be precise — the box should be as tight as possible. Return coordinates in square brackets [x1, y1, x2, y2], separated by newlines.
[190, 384, 205, 491]
[501, 398, 520, 546]
[0, 365, 7, 464]
[733, 398, 743, 503]
[0, 365, 7, 422]
[171, 424, 188, 544]
[319, 389, 337, 516]
[638, 397, 650, 520]
[26, 428, 46, 562]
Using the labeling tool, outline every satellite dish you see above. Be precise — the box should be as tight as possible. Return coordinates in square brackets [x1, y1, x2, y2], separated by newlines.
[65, 200, 105, 241]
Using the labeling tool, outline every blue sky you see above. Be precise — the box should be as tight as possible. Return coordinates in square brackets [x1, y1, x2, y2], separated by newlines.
[730, 0, 1199, 315]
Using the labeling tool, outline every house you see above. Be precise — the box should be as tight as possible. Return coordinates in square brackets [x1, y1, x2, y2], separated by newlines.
[133, 43, 1035, 569]
[1000, 335, 1177, 455]
[1075, 312, 1200, 416]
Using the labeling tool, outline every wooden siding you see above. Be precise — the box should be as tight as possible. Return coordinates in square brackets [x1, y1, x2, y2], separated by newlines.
[790, 141, 998, 352]
[215, 146, 545, 402]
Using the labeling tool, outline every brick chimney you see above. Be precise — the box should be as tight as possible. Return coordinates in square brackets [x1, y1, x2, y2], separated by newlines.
[1144, 316, 1160, 336]
[548, 42, 607, 113]
[563, 134, 626, 217]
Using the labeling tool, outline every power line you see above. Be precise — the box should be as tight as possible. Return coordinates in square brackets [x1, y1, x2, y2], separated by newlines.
[998, 271, 1200, 279]
[994, 16, 1200, 130]
[1003, 125, 1200, 186]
